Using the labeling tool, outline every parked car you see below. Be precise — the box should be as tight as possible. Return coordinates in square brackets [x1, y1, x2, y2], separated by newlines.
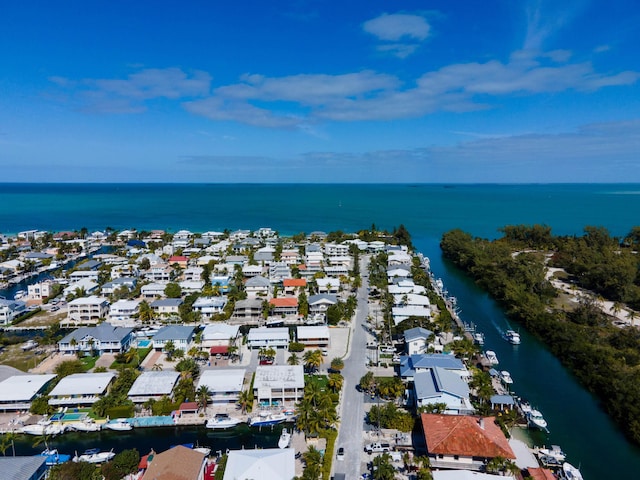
[364, 442, 391, 454]
[337, 447, 345, 461]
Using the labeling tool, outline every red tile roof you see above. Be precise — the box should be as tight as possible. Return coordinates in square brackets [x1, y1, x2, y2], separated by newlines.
[528, 467, 557, 480]
[283, 278, 307, 287]
[141, 445, 205, 480]
[169, 256, 188, 263]
[210, 346, 228, 354]
[179, 401, 198, 411]
[269, 297, 299, 307]
[420, 413, 515, 459]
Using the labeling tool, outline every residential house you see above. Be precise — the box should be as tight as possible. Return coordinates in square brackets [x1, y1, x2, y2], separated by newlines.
[399, 354, 469, 381]
[145, 263, 173, 282]
[280, 249, 300, 265]
[127, 371, 180, 404]
[63, 278, 99, 297]
[387, 265, 412, 282]
[247, 327, 289, 349]
[141, 283, 166, 299]
[282, 278, 306, 296]
[152, 325, 195, 352]
[58, 322, 134, 355]
[192, 296, 227, 319]
[316, 277, 340, 294]
[151, 298, 183, 317]
[110, 263, 139, 279]
[308, 294, 337, 319]
[0, 455, 47, 480]
[232, 298, 263, 321]
[388, 280, 427, 295]
[224, 448, 295, 480]
[0, 299, 26, 326]
[211, 275, 231, 294]
[66, 296, 109, 324]
[0, 374, 56, 412]
[420, 413, 516, 471]
[242, 264, 264, 278]
[201, 323, 240, 355]
[245, 275, 271, 297]
[197, 369, 246, 403]
[69, 269, 100, 283]
[141, 445, 207, 480]
[412, 368, 474, 414]
[404, 327, 434, 355]
[48, 372, 116, 407]
[296, 326, 330, 348]
[254, 246, 275, 263]
[324, 243, 350, 257]
[324, 264, 349, 277]
[268, 262, 291, 283]
[168, 255, 189, 268]
[253, 365, 305, 405]
[101, 277, 137, 295]
[392, 305, 431, 326]
[108, 299, 140, 325]
[182, 266, 204, 282]
[179, 280, 205, 293]
[269, 297, 298, 316]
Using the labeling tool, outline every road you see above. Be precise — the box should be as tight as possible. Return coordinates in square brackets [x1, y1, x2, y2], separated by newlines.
[335, 254, 371, 479]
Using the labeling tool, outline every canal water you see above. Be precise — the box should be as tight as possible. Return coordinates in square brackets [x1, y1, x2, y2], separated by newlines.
[419, 235, 640, 479]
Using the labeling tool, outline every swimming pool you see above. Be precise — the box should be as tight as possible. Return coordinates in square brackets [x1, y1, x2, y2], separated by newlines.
[50, 412, 87, 422]
[137, 339, 151, 348]
[129, 416, 174, 427]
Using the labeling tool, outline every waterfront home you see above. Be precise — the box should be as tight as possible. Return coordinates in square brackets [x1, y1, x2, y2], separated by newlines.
[316, 277, 340, 294]
[388, 250, 412, 266]
[63, 278, 99, 297]
[66, 295, 109, 324]
[283, 278, 306, 295]
[152, 325, 195, 352]
[0, 374, 56, 412]
[253, 365, 305, 406]
[0, 298, 26, 326]
[324, 242, 350, 257]
[245, 275, 271, 297]
[108, 299, 140, 325]
[192, 296, 227, 319]
[394, 293, 431, 308]
[28, 280, 58, 301]
[404, 327, 434, 355]
[101, 277, 137, 295]
[201, 323, 240, 355]
[110, 263, 139, 279]
[399, 354, 468, 381]
[387, 265, 412, 282]
[308, 294, 337, 319]
[141, 445, 207, 480]
[151, 298, 183, 317]
[224, 448, 295, 480]
[296, 325, 330, 348]
[231, 298, 263, 321]
[412, 368, 474, 414]
[58, 322, 134, 355]
[269, 297, 298, 316]
[247, 327, 289, 349]
[490, 394, 516, 412]
[141, 282, 166, 299]
[197, 369, 246, 403]
[0, 455, 47, 480]
[49, 372, 116, 407]
[388, 280, 427, 295]
[420, 413, 516, 471]
[392, 305, 431, 325]
[254, 246, 275, 263]
[127, 370, 180, 404]
[69, 269, 100, 283]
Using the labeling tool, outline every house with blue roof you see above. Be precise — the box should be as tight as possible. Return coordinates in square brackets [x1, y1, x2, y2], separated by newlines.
[58, 322, 134, 355]
[412, 368, 474, 414]
[404, 327, 434, 355]
[152, 325, 196, 352]
[399, 353, 468, 381]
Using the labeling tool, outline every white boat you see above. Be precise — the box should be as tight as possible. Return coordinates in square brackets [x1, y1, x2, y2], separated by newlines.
[537, 445, 566, 463]
[21, 339, 39, 351]
[20, 424, 47, 435]
[485, 350, 499, 365]
[278, 428, 291, 449]
[21, 419, 66, 436]
[13, 290, 26, 300]
[562, 462, 584, 480]
[73, 448, 115, 464]
[500, 371, 513, 385]
[68, 419, 102, 432]
[103, 419, 133, 431]
[527, 409, 548, 431]
[473, 332, 485, 345]
[205, 413, 242, 430]
[40, 449, 71, 466]
[503, 330, 521, 345]
[249, 412, 288, 427]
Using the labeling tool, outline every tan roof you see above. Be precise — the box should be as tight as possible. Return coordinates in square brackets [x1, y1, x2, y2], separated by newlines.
[421, 413, 515, 459]
[141, 445, 205, 480]
[527, 467, 557, 480]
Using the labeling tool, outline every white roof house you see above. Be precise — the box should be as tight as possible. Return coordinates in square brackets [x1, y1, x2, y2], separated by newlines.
[297, 325, 330, 347]
[253, 365, 304, 405]
[197, 369, 246, 403]
[0, 374, 56, 411]
[127, 371, 180, 403]
[392, 306, 432, 325]
[223, 448, 295, 480]
[63, 278, 99, 297]
[49, 372, 116, 406]
[201, 324, 240, 348]
[108, 299, 140, 326]
[247, 327, 289, 349]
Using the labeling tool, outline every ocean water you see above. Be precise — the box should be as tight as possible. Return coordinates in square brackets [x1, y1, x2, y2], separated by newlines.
[3, 182, 640, 477]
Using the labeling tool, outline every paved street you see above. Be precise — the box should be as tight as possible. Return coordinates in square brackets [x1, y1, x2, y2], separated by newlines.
[335, 255, 371, 479]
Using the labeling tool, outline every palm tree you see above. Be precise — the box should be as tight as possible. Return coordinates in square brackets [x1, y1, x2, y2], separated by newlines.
[187, 346, 200, 358]
[627, 309, 638, 325]
[196, 385, 210, 414]
[303, 349, 322, 374]
[0, 432, 16, 456]
[303, 381, 324, 407]
[151, 363, 163, 371]
[164, 340, 176, 361]
[287, 353, 299, 365]
[238, 390, 253, 414]
[327, 373, 343, 393]
[139, 300, 153, 323]
[330, 357, 344, 372]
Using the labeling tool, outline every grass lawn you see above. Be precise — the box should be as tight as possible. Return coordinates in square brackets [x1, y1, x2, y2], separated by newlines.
[80, 355, 99, 371]
[305, 374, 328, 391]
[110, 346, 153, 369]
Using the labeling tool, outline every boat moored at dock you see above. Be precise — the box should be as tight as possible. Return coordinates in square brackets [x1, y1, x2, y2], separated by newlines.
[103, 419, 133, 431]
[278, 428, 291, 449]
[562, 461, 584, 480]
[73, 448, 115, 464]
[527, 408, 548, 431]
[485, 350, 499, 365]
[205, 413, 242, 430]
[249, 412, 288, 427]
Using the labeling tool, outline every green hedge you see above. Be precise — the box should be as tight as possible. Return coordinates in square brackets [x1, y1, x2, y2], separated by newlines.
[106, 405, 134, 419]
[320, 428, 338, 480]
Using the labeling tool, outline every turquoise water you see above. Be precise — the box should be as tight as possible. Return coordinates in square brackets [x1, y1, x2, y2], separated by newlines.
[137, 339, 151, 348]
[3, 183, 640, 477]
[129, 416, 174, 427]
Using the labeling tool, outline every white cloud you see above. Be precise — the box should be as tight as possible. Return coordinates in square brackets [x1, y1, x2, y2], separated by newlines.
[363, 13, 430, 41]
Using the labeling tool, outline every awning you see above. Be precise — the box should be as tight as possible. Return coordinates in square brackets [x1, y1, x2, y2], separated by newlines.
[210, 346, 229, 354]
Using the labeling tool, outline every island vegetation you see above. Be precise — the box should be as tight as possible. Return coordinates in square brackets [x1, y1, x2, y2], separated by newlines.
[441, 224, 640, 444]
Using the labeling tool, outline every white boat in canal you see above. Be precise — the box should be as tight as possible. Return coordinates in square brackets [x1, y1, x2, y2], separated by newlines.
[485, 350, 499, 365]
[562, 462, 584, 480]
[249, 412, 288, 427]
[503, 329, 521, 345]
[205, 413, 242, 430]
[527, 409, 548, 431]
[473, 332, 485, 345]
[536, 444, 566, 464]
[278, 428, 291, 449]
[21, 419, 66, 436]
[500, 370, 513, 385]
[103, 419, 133, 431]
[68, 419, 102, 432]
[73, 448, 115, 464]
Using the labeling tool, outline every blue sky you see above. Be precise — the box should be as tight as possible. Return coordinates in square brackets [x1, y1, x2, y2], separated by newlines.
[1, 0, 640, 183]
